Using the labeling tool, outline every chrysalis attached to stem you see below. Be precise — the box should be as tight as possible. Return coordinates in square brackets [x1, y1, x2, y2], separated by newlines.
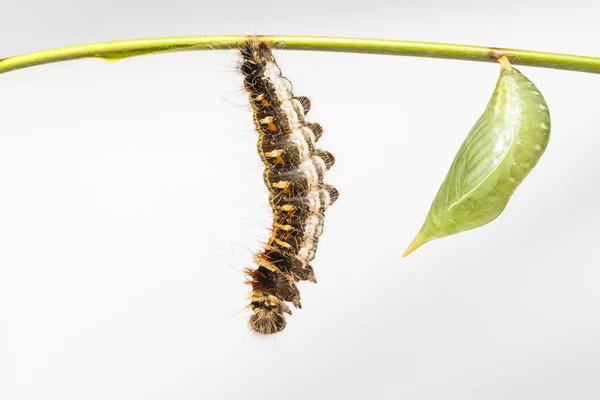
[404, 56, 551, 257]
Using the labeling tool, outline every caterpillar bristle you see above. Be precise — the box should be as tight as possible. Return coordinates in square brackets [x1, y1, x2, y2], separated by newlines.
[295, 96, 311, 114]
[239, 37, 338, 334]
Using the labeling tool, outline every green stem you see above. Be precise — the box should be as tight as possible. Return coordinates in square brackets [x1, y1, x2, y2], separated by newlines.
[1, 35, 600, 75]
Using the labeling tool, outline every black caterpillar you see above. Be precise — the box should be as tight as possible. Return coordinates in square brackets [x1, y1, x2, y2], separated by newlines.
[240, 38, 338, 334]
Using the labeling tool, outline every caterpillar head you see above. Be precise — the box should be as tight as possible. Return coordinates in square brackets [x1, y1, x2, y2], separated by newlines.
[248, 292, 291, 335]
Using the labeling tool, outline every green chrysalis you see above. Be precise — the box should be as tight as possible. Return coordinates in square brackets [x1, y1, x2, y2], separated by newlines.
[404, 56, 551, 257]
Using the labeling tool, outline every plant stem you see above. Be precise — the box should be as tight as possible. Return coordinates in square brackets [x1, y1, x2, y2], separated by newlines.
[1, 35, 599, 75]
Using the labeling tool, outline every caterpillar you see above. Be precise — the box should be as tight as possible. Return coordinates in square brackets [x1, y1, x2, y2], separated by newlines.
[404, 55, 551, 256]
[239, 38, 338, 334]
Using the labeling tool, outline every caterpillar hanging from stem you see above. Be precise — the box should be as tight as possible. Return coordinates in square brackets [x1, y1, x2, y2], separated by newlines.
[239, 39, 338, 334]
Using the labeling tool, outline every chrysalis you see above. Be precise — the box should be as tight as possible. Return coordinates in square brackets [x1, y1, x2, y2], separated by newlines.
[403, 56, 551, 257]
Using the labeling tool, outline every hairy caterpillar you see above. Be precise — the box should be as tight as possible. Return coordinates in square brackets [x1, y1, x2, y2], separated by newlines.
[240, 38, 338, 334]
[404, 56, 551, 256]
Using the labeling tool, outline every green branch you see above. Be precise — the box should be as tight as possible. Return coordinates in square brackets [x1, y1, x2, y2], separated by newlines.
[1, 35, 600, 75]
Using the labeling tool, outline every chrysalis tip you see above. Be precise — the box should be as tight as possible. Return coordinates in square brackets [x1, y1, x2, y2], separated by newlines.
[402, 232, 428, 258]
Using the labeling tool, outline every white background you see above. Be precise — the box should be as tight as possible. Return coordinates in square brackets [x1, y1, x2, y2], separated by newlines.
[1, 1, 600, 399]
